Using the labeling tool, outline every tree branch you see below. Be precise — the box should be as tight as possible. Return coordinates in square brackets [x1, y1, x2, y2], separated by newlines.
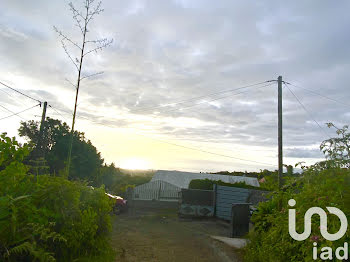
[61, 40, 79, 71]
[86, 38, 108, 44]
[80, 71, 104, 81]
[65, 78, 77, 88]
[69, 2, 85, 20]
[86, 1, 103, 25]
[69, 3, 85, 34]
[83, 38, 113, 57]
[53, 26, 82, 50]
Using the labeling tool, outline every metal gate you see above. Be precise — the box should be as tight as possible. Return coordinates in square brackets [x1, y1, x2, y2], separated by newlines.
[132, 180, 180, 201]
[215, 185, 250, 221]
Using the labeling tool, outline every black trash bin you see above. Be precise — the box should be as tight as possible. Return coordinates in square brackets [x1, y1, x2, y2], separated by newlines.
[230, 203, 250, 238]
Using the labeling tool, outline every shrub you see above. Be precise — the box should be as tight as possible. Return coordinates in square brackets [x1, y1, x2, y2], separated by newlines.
[188, 179, 263, 190]
[244, 168, 350, 262]
[0, 133, 115, 261]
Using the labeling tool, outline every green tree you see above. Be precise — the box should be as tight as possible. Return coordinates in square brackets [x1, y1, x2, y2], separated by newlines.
[18, 118, 103, 181]
[0, 133, 114, 261]
[320, 123, 350, 168]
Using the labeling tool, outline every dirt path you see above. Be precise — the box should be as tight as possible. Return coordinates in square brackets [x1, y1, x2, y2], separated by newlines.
[111, 208, 243, 262]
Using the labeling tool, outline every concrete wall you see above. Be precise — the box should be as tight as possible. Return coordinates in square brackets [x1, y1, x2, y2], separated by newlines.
[179, 189, 215, 217]
[181, 189, 214, 205]
[128, 199, 179, 210]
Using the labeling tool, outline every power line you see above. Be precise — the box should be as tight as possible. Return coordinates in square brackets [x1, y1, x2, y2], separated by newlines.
[0, 88, 31, 108]
[284, 83, 331, 139]
[50, 105, 276, 167]
[0, 104, 27, 121]
[49, 82, 273, 121]
[138, 136, 276, 167]
[0, 88, 13, 97]
[47, 80, 276, 167]
[0, 104, 40, 121]
[287, 82, 350, 108]
[49, 106, 72, 116]
[0, 81, 42, 104]
[48, 105, 69, 122]
[156, 82, 274, 114]
[48, 81, 277, 167]
[132, 81, 269, 113]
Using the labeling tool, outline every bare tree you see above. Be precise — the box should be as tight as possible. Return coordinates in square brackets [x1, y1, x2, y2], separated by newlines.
[54, 0, 113, 176]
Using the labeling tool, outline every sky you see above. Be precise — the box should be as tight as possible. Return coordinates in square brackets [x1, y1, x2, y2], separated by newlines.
[0, 0, 349, 172]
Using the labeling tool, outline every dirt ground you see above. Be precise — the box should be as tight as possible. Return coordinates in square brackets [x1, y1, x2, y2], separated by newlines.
[111, 207, 243, 262]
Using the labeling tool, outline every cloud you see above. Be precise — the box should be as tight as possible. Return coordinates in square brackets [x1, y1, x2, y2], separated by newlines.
[285, 147, 324, 159]
[1, 0, 349, 170]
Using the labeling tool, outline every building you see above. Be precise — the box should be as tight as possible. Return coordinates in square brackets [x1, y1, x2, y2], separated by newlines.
[151, 170, 260, 188]
[132, 170, 260, 201]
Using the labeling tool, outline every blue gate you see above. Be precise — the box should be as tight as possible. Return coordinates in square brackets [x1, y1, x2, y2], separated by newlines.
[215, 185, 250, 221]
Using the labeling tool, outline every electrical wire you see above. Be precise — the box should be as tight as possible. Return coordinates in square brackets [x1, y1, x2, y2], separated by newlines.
[50, 105, 276, 167]
[0, 104, 27, 121]
[0, 104, 40, 121]
[156, 82, 274, 114]
[287, 82, 350, 108]
[48, 105, 69, 122]
[48, 81, 277, 167]
[137, 136, 276, 167]
[49, 82, 273, 120]
[131, 80, 269, 113]
[0, 81, 42, 103]
[0, 88, 13, 97]
[47, 80, 277, 167]
[284, 83, 331, 139]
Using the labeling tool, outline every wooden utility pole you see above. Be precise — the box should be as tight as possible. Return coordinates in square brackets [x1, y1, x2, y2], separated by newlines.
[37, 101, 48, 157]
[278, 76, 283, 190]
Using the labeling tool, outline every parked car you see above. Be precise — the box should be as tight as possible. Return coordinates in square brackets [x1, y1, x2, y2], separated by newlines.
[106, 193, 128, 214]
[88, 186, 128, 214]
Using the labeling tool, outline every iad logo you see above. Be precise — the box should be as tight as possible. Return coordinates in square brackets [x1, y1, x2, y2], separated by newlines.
[288, 199, 348, 241]
[288, 199, 349, 260]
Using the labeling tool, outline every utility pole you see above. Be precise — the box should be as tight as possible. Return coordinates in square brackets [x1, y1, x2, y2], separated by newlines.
[37, 101, 48, 157]
[277, 76, 283, 190]
[30, 101, 49, 177]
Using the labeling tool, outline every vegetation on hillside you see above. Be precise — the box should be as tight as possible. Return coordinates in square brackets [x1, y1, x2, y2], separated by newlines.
[0, 133, 114, 261]
[244, 124, 350, 262]
[213, 165, 298, 191]
[18, 118, 152, 195]
[0, 118, 152, 261]
[189, 179, 263, 191]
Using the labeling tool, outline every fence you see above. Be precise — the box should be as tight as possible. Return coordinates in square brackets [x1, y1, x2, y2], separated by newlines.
[130, 180, 268, 220]
[132, 180, 181, 201]
[178, 185, 268, 220]
[179, 188, 215, 217]
[215, 185, 250, 221]
[215, 185, 269, 221]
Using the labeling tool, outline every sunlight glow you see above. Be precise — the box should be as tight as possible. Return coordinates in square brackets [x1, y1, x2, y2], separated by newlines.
[119, 158, 151, 170]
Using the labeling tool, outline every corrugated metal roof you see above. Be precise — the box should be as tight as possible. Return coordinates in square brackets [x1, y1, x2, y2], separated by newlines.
[151, 170, 260, 189]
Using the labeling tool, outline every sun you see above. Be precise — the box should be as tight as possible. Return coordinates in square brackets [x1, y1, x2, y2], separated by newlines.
[119, 158, 151, 170]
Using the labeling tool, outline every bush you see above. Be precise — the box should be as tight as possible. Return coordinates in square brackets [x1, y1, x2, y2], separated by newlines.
[0, 133, 115, 261]
[244, 168, 350, 262]
[188, 179, 263, 190]
[245, 124, 350, 261]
